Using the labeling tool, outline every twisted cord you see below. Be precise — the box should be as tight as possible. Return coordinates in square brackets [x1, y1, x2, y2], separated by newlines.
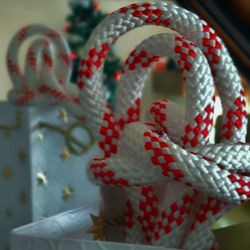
[77, 3, 248, 249]
[6, 24, 83, 116]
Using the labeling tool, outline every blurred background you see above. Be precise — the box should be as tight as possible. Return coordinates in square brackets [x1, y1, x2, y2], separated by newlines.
[0, 0, 174, 100]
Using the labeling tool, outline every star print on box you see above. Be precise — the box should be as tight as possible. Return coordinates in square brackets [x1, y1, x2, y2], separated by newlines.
[63, 187, 73, 200]
[36, 133, 44, 141]
[59, 108, 69, 123]
[61, 147, 70, 160]
[0, 102, 100, 250]
[37, 172, 47, 185]
[4, 167, 12, 180]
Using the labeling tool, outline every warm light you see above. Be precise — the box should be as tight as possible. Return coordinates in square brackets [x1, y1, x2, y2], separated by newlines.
[64, 23, 71, 31]
[70, 52, 77, 60]
[113, 72, 121, 81]
[93, 2, 100, 10]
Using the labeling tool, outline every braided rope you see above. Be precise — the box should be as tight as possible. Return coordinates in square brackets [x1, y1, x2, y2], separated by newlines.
[6, 24, 83, 115]
[75, 2, 248, 249]
[78, 2, 247, 142]
[6, 3, 249, 250]
[89, 33, 216, 245]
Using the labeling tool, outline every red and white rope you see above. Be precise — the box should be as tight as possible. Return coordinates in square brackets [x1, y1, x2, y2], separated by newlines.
[6, 3, 249, 250]
[6, 24, 82, 115]
[75, 2, 248, 249]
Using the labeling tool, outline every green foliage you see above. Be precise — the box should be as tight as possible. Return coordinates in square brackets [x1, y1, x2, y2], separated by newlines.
[65, 0, 122, 109]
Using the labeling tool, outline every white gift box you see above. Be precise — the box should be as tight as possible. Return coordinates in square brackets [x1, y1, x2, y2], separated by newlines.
[0, 101, 101, 249]
[11, 203, 181, 250]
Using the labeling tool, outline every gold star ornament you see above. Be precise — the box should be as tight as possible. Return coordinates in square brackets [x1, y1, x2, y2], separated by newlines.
[61, 147, 70, 160]
[37, 172, 47, 185]
[59, 108, 68, 122]
[86, 209, 125, 241]
[37, 133, 44, 141]
[86, 209, 106, 241]
[63, 187, 73, 200]
[4, 167, 12, 180]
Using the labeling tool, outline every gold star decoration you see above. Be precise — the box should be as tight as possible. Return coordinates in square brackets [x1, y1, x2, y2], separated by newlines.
[20, 192, 27, 204]
[37, 133, 44, 141]
[6, 208, 13, 217]
[4, 167, 12, 180]
[59, 108, 68, 122]
[61, 147, 70, 160]
[86, 209, 106, 241]
[18, 151, 26, 163]
[37, 172, 47, 185]
[63, 186, 73, 200]
[86, 209, 125, 241]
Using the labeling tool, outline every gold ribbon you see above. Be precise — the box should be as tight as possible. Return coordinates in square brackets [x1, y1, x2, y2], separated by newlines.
[0, 110, 22, 136]
[39, 121, 95, 155]
[212, 200, 250, 250]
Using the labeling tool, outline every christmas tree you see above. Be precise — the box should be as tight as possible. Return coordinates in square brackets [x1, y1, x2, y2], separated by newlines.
[65, 0, 122, 108]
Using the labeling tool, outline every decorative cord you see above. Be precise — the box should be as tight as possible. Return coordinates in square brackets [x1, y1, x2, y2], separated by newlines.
[38, 121, 94, 155]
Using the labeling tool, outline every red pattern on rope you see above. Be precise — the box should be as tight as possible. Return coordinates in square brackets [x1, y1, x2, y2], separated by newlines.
[43, 52, 54, 69]
[149, 100, 169, 133]
[7, 56, 21, 76]
[221, 90, 247, 140]
[228, 172, 250, 202]
[90, 158, 129, 187]
[99, 109, 120, 157]
[16, 85, 35, 105]
[59, 51, 72, 67]
[144, 130, 184, 181]
[45, 29, 61, 38]
[123, 200, 135, 237]
[118, 98, 141, 131]
[202, 24, 222, 76]
[154, 192, 197, 241]
[122, 49, 159, 73]
[137, 186, 159, 243]
[181, 98, 215, 147]
[18, 25, 30, 43]
[39, 84, 72, 102]
[119, 3, 170, 27]
[78, 43, 110, 89]
[191, 197, 225, 231]
[174, 36, 197, 81]
[27, 48, 37, 71]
